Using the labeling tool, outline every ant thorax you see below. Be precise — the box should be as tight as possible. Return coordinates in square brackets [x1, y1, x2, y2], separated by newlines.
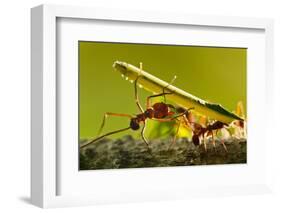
[144, 108, 154, 119]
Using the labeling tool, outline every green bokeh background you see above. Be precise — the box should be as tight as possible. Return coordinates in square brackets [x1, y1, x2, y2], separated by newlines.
[79, 41, 246, 139]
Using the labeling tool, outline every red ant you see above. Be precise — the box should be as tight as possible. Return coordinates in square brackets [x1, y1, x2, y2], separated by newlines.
[172, 106, 230, 151]
[80, 63, 192, 150]
[177, 105, 243, 152]
[190, 120, 229, 151]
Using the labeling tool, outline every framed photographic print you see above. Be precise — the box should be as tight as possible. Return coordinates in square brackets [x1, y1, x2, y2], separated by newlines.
[31, 4, 274, 208]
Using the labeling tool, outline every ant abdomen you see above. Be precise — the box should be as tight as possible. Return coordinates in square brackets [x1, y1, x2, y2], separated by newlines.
[152, 102, 169, 119]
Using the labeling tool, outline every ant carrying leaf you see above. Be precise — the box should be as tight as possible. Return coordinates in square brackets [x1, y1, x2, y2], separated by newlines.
[80, 63, 192, 150]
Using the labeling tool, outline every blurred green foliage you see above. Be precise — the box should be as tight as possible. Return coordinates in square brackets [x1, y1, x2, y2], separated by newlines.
[79, 42, 246, 140]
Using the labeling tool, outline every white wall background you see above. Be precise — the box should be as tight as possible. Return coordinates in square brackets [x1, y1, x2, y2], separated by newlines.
[0, 0, 280, 212]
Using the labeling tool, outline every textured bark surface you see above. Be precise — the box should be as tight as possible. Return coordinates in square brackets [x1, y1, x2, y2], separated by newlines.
[79, 136, 247, 170]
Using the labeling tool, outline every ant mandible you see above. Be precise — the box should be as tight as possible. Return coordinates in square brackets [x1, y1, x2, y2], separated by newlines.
[80, 63, 192, 150]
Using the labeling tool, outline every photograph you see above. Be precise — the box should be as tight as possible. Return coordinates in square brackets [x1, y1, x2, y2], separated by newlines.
[79, 41, 247, 170]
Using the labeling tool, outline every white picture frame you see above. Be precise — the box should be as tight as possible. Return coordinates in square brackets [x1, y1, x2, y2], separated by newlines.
[31, 4, 274, 208]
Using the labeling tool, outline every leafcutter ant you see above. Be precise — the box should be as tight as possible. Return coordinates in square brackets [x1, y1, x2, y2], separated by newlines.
[80, 63, 192, 150]
[190, 120, 229, 152]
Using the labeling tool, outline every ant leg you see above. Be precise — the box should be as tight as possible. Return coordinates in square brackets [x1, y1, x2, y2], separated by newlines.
[168, 119, 181, 150]
[141, 121, 148, 146]
[143, 116, 183, 151]
[97, 112, 132, 136]
[183, 114, 193, 130]
[152, 118, 173, 122]
[151, 115, 181, 123]
[146, 92, 173, 109]
[215, 129, 228, 152]
[202, 133, 207, 152]
[140, 120, 152, 153]
[145, 75, 177, 108]
[220, 139, 228, 152]
[81, 126, 131, 149]
[162, 75, 177, 103]
[211, 131, 217, 150]
[134, 76, 144, 113]
[151, 110, 189, 122]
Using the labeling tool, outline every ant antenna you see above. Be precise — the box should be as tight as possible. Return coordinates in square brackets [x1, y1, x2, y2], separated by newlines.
[80, 126, 131, 149]
[139, 62, 143, 76]
[134, 62, 145, 112]
[187, 107, 195, 111]
[169, 75, 177, 86]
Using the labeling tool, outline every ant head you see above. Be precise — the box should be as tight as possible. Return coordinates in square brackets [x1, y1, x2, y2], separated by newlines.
[176, 107, 194, 115]
[176, 107, 185, 113]
[192, 135, 200, 146]
[234, 120, 244, 128]
[130, 118, 140, 130]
